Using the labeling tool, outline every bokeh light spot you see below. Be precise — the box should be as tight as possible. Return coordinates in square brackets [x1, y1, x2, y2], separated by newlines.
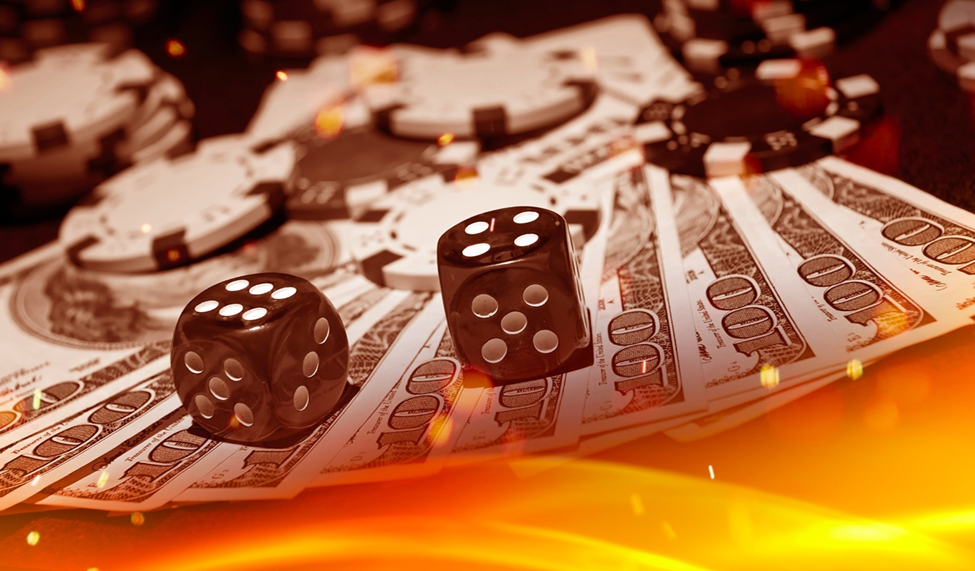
[32, 388, 41, 410]
[864, 399, 899, 432]
[760, 364, 779, 389]
[708, 465, 715, 479]
[275, 70, 288, 82]
[97, 470, 110, 489]
[26, 531, 39, 546]
[847, 358, 864, 380]
[71, 0, 85, 11]
[438, 132, 454, 146]
[314, 105, 345, 139]
[131, 512, 145, 526]
[166, 39, 186, 58]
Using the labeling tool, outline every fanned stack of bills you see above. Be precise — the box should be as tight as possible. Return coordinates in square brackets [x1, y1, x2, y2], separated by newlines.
[0, 16, 969, 515]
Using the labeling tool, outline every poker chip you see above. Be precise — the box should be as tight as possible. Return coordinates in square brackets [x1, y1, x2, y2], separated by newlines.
[238, 0, 419, 58]
[655, 0, 891, 73]
[928, 29, 975, 94]
[936, 0, 975, 62]
[0, 0, 158, 63]
[59, 135, 294, 273]
[286, 96, 478, 220]
[362, 48, 598, 141]
[634, 59, 882, 177]
[349, 173, 601, 291]
[0, 44, 196, 215]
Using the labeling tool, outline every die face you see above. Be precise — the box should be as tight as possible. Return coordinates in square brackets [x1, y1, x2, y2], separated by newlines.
[437, 206, 567, 273]
[445, 265, 589, 383]
[171, 273, 350, 443]
[267, 298, 350, 430]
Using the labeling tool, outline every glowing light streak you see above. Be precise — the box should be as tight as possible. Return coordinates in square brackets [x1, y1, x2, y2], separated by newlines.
[708, 465, 715, 479]
[97, 470, 110, 489]
[32, 388, 41, 410]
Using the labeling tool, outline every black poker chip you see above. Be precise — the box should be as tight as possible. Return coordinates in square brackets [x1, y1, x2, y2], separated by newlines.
[634, 60, 882, 177]
[656, 0, 891, 73]
[286, 123, 475, 221]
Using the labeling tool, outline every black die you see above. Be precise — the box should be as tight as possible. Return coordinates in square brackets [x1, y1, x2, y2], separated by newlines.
[437, 207, 592, 384]
[171, 273, 349, 443]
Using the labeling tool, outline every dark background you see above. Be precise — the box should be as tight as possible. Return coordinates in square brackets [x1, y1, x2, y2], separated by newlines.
[0, 0, 965, 264]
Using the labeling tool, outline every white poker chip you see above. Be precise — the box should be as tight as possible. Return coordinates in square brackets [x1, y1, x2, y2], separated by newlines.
[363, 47, 598, 140]
[0, 43, 156, 161]
[59, 135, 296, 273]
[349, 173, 601, 291]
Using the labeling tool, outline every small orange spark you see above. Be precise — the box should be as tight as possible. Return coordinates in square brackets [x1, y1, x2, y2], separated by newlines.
[26, 531, 39, 546]
[760, 364, 779, 389]
[847, 359, 863, 381]
[166, 39, 186, 58]
[71, 0, 85, 11]
[314, 105, 345, 139]
[166, 249, 182, 263]
[275, 70, 288, 82]
[438, 132, 454, 146]
[131, 512, 145, 526]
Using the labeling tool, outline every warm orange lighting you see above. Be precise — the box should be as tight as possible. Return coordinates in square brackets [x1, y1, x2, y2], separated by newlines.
[454, 166, 478, 190]
[847, 358, 864, 380]
[864, 399, 899, 432]
[71, 0, 85, 11]
[314, 105, 345, 139]
[166, 39, 186, 58]
[760, 364, 779, 389]
[166, 249, 182, 263]
[275, 70, 288, 82]
[438, 132, 454, 146]
[131, 513, 145, 526]
[26, 531, 39, 546]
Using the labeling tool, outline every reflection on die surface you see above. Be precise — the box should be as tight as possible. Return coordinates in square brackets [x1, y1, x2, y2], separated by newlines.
[171, 273, 349, 444]
[438, 206, 592, 385]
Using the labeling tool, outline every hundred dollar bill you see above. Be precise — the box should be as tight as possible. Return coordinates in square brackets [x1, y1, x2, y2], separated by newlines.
[32, 276, 390, 511]
[0, 221, 352, 445]
[579, 165, 705, 436]
[307, 321, 465, 486]
[776, 157, 975, 313]
[173, 292, 442, 503]
[712, 175, 964, 390]
[671, 174, 845, 400]
[0, 368, 180, 512]
[441, 173, 615, 463]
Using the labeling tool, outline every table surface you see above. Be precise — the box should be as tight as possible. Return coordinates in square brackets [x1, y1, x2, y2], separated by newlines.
[4, 1, 975, 570]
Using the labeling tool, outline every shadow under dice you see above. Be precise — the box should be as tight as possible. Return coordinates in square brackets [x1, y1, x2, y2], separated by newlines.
[171, 273, 349, 443]
[438, 207, 592, 384]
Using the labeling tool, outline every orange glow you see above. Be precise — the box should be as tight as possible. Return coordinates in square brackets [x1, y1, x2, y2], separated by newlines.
[166, 249, 182, 263]
[71, 0, 85, 11]
[315, 105, 345, 139]
[26, 531, 39, 546]
[438, 132, 454, 146]
[275, 70, 288, 82]
[166, 39, 186, 58]
[131, 513, 145, 526]
[847, 359, 864, 380]
[427, 416, 452, 447]
[454, 166, 478, 190]
[0, 68, 10, 92]
[759, 364, 779, 389]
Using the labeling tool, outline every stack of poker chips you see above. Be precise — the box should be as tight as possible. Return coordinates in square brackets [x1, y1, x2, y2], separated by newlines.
[653, 0, 893, 74]
[928, 0, 975, 93]
[238, 0, 420, 59]
[0, 0, 158, 64]
[0, 42, 195, 217]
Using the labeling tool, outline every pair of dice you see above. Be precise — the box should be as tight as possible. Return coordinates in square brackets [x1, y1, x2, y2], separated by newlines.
[172, 207, 592, 443]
